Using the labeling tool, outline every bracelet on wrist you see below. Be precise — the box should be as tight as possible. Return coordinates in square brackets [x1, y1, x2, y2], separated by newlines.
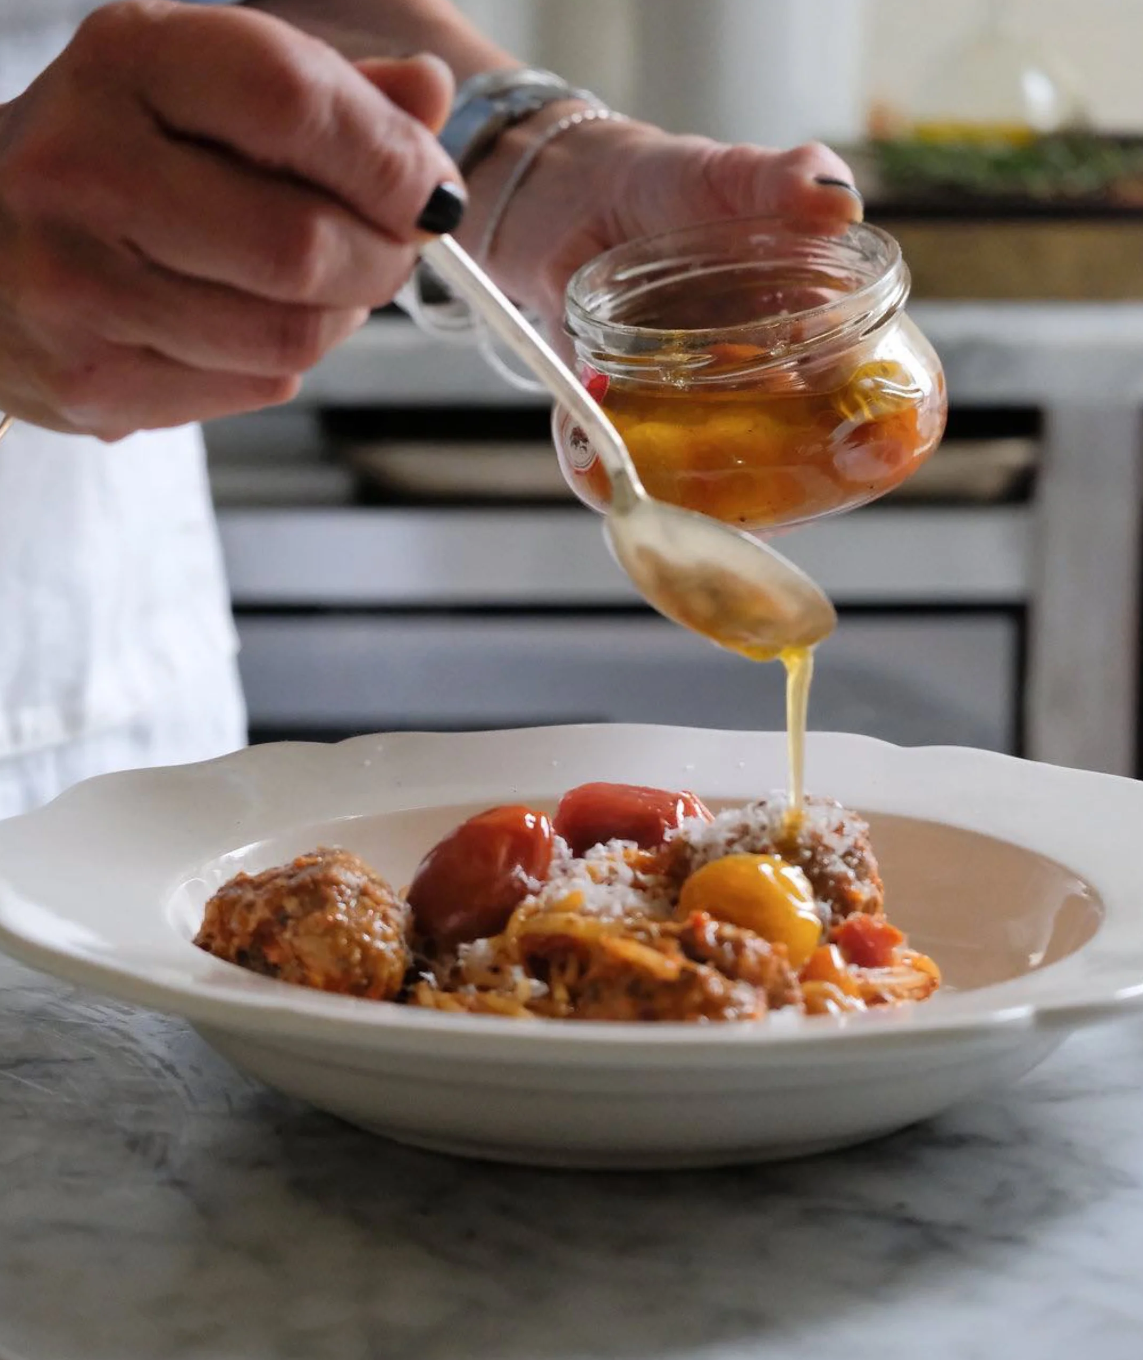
[440, 67, 605, 179]
[477, 106, 628, 267]
[402, 78, 624, 383]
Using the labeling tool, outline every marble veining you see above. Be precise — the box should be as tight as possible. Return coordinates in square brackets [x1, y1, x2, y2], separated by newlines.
[2, 951, 1143, 1360]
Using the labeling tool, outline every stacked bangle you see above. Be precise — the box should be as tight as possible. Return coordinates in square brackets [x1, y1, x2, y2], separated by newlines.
[400, 69, 623, 377]
[476, 106, 628, 267]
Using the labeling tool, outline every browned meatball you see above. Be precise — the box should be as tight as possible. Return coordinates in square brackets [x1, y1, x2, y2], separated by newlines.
[672, 794, 884, 924]
[195, 848, 410, 1000]
[768, 797, 883, 923]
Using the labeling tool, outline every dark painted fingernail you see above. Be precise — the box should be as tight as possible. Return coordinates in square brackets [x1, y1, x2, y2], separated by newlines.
[417, 181, 467, 235]
[814, 175, 863, 202]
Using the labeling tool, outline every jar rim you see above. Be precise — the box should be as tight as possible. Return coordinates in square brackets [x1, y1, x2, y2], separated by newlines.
[565, 217, 909, 359]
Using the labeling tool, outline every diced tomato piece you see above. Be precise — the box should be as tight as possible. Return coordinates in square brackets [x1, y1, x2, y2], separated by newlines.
[407, 805, 553, 948]
[553, 782, 712, 856]
[800, 944, 863, 995]
[835, 914, 905, 970]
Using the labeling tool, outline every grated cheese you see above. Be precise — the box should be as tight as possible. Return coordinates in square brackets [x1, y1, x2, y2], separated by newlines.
[524, 838, 678, 921]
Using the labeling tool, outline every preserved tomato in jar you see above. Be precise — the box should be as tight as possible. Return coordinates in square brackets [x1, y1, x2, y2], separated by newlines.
[555, 218, 946, 533]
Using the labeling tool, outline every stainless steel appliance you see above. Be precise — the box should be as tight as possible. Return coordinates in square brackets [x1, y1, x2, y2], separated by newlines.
[207, 312, 1031, 755]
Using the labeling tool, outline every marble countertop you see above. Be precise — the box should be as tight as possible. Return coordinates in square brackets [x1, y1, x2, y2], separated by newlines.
[3, 951, 1143, 1360]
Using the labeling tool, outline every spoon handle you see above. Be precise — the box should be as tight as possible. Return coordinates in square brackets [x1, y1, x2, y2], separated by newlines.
[419, 236, 642, 498]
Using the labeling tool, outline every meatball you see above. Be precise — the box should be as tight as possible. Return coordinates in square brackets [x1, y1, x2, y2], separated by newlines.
[195, 847, 410, 1000]
[672, 794, 884, 924]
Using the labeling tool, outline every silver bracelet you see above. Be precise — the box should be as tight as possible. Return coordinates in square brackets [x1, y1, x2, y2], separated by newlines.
[402, 99, 626, 393]
[477, 106, 628, 267]
[441, 68, 604, 178]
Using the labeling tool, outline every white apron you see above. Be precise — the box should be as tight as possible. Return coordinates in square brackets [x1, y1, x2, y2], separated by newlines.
[0, 3, 245, 818]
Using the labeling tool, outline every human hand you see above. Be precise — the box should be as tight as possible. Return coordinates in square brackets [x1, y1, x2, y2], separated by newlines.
[0, 1, 462, 439]
[465, 111, 863, 328]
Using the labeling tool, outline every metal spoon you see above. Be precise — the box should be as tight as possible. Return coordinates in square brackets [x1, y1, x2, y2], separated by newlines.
[421, 235, 836, 659]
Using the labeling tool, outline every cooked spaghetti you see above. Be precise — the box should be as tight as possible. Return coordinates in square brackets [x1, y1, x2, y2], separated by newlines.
[195, 785, 940, 1022]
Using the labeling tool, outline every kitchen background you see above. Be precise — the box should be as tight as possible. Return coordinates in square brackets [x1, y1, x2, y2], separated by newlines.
[204, 0, 1143, 775]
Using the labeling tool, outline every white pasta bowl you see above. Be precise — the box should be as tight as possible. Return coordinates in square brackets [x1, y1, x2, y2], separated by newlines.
[0, 725, 1141, 1169]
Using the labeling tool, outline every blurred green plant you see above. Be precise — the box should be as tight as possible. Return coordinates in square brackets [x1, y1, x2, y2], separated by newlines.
[873, 134, 1143, 205]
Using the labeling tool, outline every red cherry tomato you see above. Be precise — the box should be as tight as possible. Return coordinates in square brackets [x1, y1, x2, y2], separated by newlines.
[835, 914, 905, 970]
[553, 782, 713, 856]
[407, 805, 553, 948]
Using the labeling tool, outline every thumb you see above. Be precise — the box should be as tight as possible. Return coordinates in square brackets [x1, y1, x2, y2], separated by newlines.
[698, 140, 864, 229]
[356, 53, 455, 135]
[627, 136, 863, 239]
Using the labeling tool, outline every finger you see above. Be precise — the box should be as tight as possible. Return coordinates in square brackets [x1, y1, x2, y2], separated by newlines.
[781, 142, 864, 225]
[117, 136, 419, 307]
[707, 141, 864, 226]
[646, 136, 863, 233]
[357, 54, 455, 136]
[0, 394, 85, 437]
[44, 346, 300, 441]
[116, 271, 369, 378]
[19, 227, 370, 377]
[115, 2, 459, 239]
[0, 319, 86, 434]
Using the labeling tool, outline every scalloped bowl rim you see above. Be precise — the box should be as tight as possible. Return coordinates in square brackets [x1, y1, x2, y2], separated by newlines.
[1, 725, 1142, 1063]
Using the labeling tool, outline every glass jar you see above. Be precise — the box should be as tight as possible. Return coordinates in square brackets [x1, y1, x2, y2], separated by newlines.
[554, 218, 947, 533]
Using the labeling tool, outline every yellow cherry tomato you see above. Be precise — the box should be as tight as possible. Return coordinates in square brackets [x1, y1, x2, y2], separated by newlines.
[678, 854, 823, 968]
[833, 360, 919, 422]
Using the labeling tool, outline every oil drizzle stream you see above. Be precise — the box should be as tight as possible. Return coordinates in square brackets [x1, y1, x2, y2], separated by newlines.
[781, 644, 814, 831]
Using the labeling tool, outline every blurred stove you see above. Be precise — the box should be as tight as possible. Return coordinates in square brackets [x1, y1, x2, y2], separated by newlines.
[205, 313, 1032, 755]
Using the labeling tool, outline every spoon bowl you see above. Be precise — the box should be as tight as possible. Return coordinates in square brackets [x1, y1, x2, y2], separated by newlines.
[603, 492, 836, 659]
